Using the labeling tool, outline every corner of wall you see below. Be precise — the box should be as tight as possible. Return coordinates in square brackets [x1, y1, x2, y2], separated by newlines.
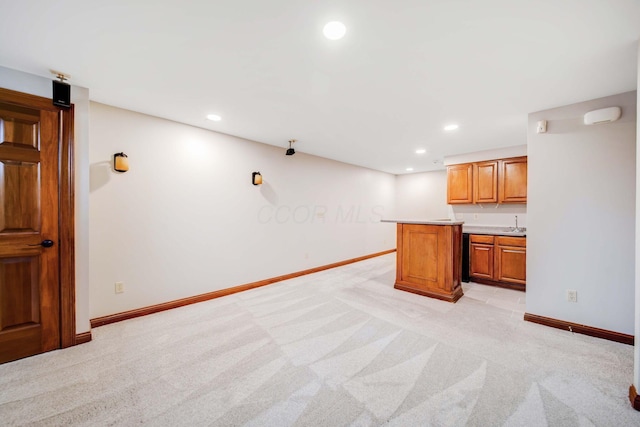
[527, 90, 636, 335]
[633, 38, 640, 399]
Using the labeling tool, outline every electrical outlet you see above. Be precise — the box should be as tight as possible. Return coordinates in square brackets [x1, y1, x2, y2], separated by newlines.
[473, 213, 479, 220]
[115, 282, 124, 294]
[567, 290, 577, 302]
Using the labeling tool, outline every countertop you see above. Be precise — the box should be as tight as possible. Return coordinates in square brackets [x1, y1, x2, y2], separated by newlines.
[380, 219, 465, 225]
[463, 225, 526, 237]
[380, 220, 526, 236]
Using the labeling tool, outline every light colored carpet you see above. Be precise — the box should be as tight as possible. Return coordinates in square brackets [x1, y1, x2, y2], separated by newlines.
[0, 253, 637, 426]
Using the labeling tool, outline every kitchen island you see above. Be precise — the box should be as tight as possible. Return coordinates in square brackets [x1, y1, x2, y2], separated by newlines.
[381, 219, 464, 303]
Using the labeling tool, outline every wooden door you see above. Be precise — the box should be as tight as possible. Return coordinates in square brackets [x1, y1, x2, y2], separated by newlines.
[447, 163, 473, 204]
[495, 246, 526, 284]
[498, 157, 527, 203]
[470, 243, 494, 279]
[0, 92, 62, 363]
[474, 161, 498, 203]
[495, 237, 526, 285]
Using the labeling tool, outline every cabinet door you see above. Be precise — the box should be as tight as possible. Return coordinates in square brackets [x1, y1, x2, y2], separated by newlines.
[474, 161, 498, 203]
[447, 163, 473, 204]
[399, 224, 448, 291]
[495, 245, 526, 284]
[499, 157, 527, 203]
[470, 243, 494, 279]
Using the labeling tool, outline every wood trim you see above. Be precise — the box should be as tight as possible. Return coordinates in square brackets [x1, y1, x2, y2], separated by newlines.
[524, 313, 633, 345]
[394, 282, 463, 303]
[629, 385, 640, 411]
[0, 87, 62, 111]
[395, 224, 403, 285]
[75, 331, 92, 345]
[59, 104, 76, 348]
[91, 249, 396, 328]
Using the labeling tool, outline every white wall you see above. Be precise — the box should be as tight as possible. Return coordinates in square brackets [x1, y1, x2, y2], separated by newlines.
[450, 204, 527, 227]
[0, 66, 91, 333]
[395, 171, 448, 219]
[528, 91, 636, 335]
[89, 103, 396, 318]
[443, 145, 527, 166]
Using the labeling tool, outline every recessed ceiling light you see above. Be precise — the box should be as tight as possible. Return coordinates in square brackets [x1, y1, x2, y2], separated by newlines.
[415, 149, 427, 154]
[444, 124, 459, 131]
[406, 167, 414, 172]
[323, 21, 346, 40]
[207, 114, 222, 122]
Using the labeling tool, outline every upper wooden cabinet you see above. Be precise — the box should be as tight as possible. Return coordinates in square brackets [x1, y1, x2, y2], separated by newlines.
[447, 156, 527, 204]
[498, 157, 527, 203]
[474, 161, 498, 203]
[447, 163, 473, 204]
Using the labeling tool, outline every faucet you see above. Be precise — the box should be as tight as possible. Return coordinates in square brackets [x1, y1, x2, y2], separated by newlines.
[512, 215, 525, 232]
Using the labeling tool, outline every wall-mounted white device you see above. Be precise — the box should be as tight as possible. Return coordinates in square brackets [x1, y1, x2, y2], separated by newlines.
[583, 107, 621, 125]
[536, 120, 547, 134]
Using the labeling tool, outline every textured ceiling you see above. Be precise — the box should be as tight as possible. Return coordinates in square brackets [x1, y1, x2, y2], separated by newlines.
[1, 0, 638, 174]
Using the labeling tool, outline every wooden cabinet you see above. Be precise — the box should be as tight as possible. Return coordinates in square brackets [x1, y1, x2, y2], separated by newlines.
[447, 163, 473, 204]
[469, 234, 526, 290]
[473, 161, 498, 203]
[469, 235, 495, 279]
[495, 236, 526, 285]
[395, 222, 463, 303]
[498, 157, 527, 203]
[447, 156, 526, 204]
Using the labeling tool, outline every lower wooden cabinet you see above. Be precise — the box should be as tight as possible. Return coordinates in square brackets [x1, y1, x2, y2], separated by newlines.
[495, 236, 526, 285]
[469, 234, 526, 290]
[470, 235, 494, 279]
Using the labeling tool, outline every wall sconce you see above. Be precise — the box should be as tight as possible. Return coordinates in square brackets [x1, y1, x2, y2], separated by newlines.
[252, 171, 263, 185]
[114, 152, 129, 172]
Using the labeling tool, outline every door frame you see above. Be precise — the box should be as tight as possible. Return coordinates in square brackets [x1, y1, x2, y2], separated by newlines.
[0, 87, 76, 349]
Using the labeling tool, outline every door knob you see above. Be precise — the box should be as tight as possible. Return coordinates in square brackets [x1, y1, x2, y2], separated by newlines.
[28, 240, 55, 248]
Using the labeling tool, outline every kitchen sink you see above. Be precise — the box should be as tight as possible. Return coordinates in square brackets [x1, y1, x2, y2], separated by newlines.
[501, 227, 526, 233]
